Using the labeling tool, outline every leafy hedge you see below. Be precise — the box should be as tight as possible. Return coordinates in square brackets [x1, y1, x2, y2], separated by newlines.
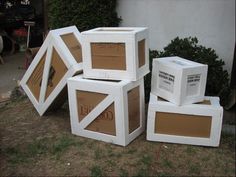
[145, 37, 230, 106]
[48, 0, 121, 31]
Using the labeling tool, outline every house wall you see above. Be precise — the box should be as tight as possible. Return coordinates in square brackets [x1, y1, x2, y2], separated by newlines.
[117, 0, 235, 74]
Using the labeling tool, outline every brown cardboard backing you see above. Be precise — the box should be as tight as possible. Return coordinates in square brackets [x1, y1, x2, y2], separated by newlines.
[91, 43, 126, 70]
[77, 90, 116, 135]
[128, 86, 140, 133]
[77, 90, 107, 121]
[155, 112, 212, 138]
[45, 48, 68, 99]
[60, 33, 82, 63]
[26, 52, 46, 101]
[138, 39, 145, 68]
[85, 103, 116, 135]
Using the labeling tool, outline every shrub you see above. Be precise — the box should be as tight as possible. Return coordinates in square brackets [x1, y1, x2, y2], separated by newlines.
[144, 50, 159, 103]
[146, 37, 230, 106]
[48, 0, 121, 31]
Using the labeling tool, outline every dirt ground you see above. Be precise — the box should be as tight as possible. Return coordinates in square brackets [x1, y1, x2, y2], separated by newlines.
[0, 97, 235, 177]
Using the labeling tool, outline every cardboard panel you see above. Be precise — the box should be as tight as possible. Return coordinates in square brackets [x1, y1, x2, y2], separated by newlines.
[45, 48, 68, 99]
[91, 43, 126, 70]
[76, 90, 116, 135]
[138, 39, 145, 68]
[26, 52, 46, 101]
[77, 90, 107, 121]
[61, 33, 82, 63]
[128, 86, 140, 133]
[155, 112, 212, 138]
[85, 103, 116, 136]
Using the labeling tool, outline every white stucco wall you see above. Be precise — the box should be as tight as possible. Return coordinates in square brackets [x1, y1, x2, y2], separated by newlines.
[117, 0, 235, 73]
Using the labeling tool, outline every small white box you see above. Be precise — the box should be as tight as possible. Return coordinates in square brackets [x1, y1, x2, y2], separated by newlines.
[20, 26, 83, 116]
[147, 93, 223, 147]
[67, 75, 145, 146]
[82, 27, 149, 81]
[151, 56, 208, 105]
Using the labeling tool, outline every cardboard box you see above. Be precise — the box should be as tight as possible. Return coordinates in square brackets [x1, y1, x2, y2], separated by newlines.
[20, 26, 83, 116]
[67, 75, 145, 146]
[151, 56, 208, 105]
[147, 93, 223, 147]
[81, 27, 149, 81]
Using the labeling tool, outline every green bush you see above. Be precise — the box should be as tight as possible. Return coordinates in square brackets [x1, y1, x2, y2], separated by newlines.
[146, 37, 230, 106]
[48, 0, 121, 31]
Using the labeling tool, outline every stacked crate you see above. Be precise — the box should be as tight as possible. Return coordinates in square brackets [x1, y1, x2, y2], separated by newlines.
[67, 27, 149, 146]
[147, 56, 223, 147]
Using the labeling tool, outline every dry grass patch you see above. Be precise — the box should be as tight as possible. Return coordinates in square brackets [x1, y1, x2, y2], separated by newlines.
[0, 98, 235, 176]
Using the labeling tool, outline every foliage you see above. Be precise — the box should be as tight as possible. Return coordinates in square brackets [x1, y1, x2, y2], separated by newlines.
[146, 37, 230, 106]
[48, 0, 121, 31]
[144, 50, 159, 103]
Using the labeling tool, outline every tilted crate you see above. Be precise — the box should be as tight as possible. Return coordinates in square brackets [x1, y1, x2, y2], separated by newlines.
[67, 75, 145, 146]
[151, 56, 208, 105]
[20, 26, 83, 116]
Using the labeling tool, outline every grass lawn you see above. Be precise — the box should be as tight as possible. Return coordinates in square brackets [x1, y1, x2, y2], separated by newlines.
[0, 98, 235, 176]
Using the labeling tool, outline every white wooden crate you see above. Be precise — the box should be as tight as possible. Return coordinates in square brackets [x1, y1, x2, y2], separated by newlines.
[20, 26, 83, 116]
[67, 75, 145, 146]
[147, 93, 223, 147]
[81, 27, 149, 81]
[151, 56, 208, 105]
